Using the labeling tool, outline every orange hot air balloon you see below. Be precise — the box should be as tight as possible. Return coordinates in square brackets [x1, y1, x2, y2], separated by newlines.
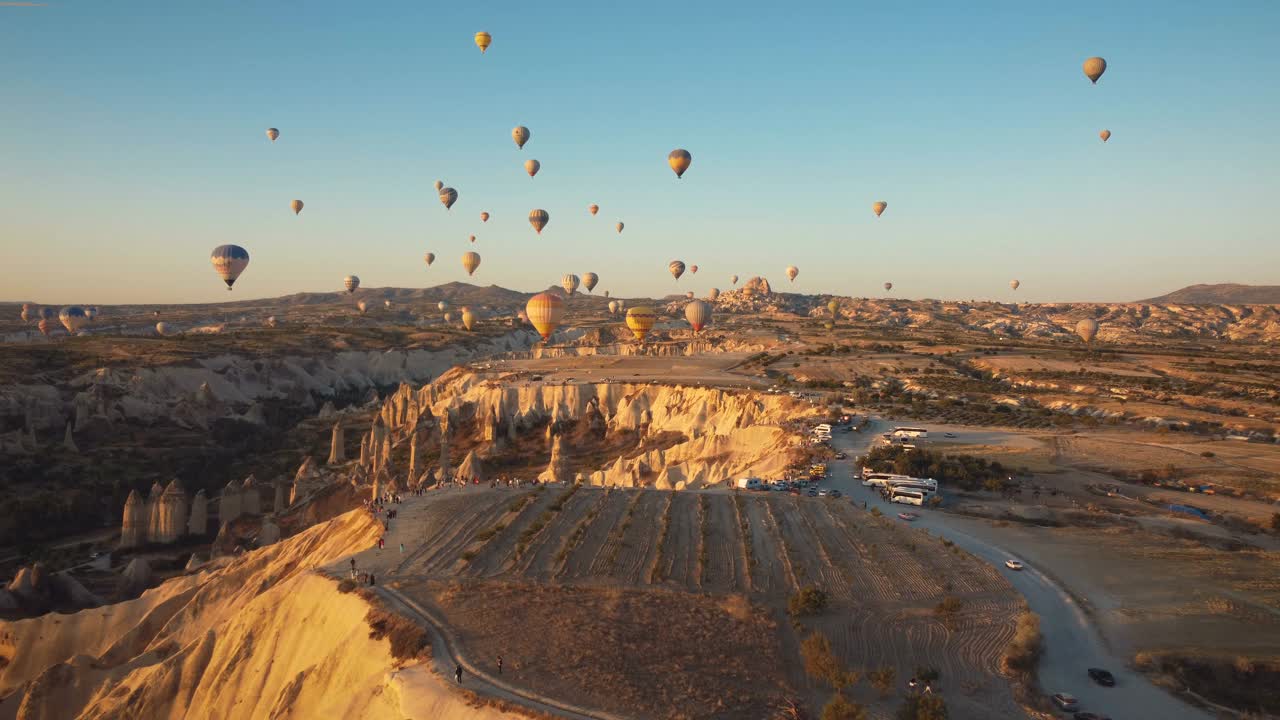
[469, 234, 476, 243]
[480, 211, 490, 222]
[1099, 129, 1111, 142]
[690, 264, 699, 274]
[525, 159, 541, 177]
[525, 292, 564, 341]
[461, 251, 481, 276]
[589, 204, 599, 216]
[529, 209, 550, 234]
[38, 318, 54, 337]
[668, 149, 692, 178]
[615, 221, 624, 234]
[685, 300, 712, 333]
[625, 306, 657, 342]
[873, 201, 887, 217]
[1083, 56, 1107, 84]
[291, 199, 304, 215]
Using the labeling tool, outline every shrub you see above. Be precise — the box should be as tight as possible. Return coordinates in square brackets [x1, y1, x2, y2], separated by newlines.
[896, 694, 948, 720]
[1272, 513, 1280, 533]
[821, 693, 868, 720]
[1200, 451, 1216, 458]
[801, 633, 859, 689]
[365, 608, 431, 661]
[788, 585, 829, 617]
[935, 596, 963, 616]
[337, 578, 357, 594]
[1001, 612, 1043, 673]
[868, 666, 896, 697]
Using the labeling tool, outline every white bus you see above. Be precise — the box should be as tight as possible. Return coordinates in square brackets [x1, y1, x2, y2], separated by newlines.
[862, 472, 912, 488]
[885, 481, 937, 500]
[892, 427, 929, 439]
[891, 489, 925, 506]
[886, 477, 938, 491]
[813, 423, 832, 434]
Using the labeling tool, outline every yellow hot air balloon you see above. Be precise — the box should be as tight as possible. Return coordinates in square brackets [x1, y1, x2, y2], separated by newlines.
[707, 287, 720, 301]
[685, 299, 712, 333]
[615, 221, 624, 234]
[690, 264, 699, 275]
[480, 211, 490, 222]
[625, 306, 657, 342]
[443, 310, 456, 324]
[474, 31, 492, 54]
[461, 307, 477, 331]
[424, 252, 436, 267]
[1083, 56, 1107, 84]
[1099, 129, 1111, 142]
[589, 204, 599, 216]
[266, 128, 279, 142]
[562, 273, 580, 295]
[512, 126, 530, 149]
[1076, 318, 1100, 343]
[291, 199, 304, 215]
[668, 148, 692, 179]
[529, 209, 549, 234]
[873, 201, 887, 217]
[669, 260, 686, 280]
[582, 272, 599, 292]
[526, 292, 564, 341]
[525, 159, 541, 177]
[1010, 279, 1021, 291]
[461, 251, 481, 276]
[827, 299, 839, 317]
[730, 274, 738, 285]
[786, 265, 799, 283]
[440, 187, 458, 210]
[155, 322, 171, 336]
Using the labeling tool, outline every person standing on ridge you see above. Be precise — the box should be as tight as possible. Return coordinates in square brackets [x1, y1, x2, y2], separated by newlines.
[497, 656, 503, 674]
[455, 664, 463, 684]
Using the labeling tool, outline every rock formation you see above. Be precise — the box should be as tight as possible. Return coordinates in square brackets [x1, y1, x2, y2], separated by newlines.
[241, 474, 262, 515]
[273, 477, 288, 514]
[456, 449, 484, 484]
[258, 519, 281, 546]
[220, 479, 243, 524]
[188, 489, 208, 536]
[327, 422, 345, 464]
[117, 557, 153, 598]
[62, 422, 78, 453]
[539, 434, 571, 484]
[119, 490, 148, 549]
[149, 480, 188, 544]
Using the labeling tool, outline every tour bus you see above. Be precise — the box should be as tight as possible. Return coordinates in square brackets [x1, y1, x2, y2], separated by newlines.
[884, 480, 937, 500]
[736, 477, 763, 490]
[813, 423, 832, 435]
[862, 472, 912, 488]
[885, 477, 938, 491]
[890, 489, 925, 506]
[892, 427, 929, 439]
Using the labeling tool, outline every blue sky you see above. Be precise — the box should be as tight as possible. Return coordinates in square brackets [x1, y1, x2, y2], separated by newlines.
[3, 0, 1277, 304]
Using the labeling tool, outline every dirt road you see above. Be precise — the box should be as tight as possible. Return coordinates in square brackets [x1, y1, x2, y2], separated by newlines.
[822, 419, 1212, 720]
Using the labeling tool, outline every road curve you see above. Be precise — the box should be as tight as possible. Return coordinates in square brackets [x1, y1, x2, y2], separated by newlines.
[822, 418, 1210, 720]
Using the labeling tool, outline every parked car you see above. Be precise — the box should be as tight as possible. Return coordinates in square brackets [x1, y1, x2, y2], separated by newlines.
[1051, 693, 1079, 712]
[1005, 559, 1024, 571]
[944, 432, 957, 438]
[834, 452, 847, 459]
[897, 512, 918, 521]
[807, 489, 819, 497]
[830, 490, 842, 498]
[818, 488, 831, 497]
[1087, 668, 1116, 687]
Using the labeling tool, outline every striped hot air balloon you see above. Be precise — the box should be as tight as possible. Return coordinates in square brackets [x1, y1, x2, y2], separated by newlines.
[59, 306, 88, 334]
[462, 251, 481, 276]
[685, 300, 712, 333]
[562, 274, 580, 295]
[344, 275, 360, 294]
[440, 187, 458, 210]
[525, 292, 564, 341]
[668, 260, 686, 280]
[625, 306, 657, 342]
[211, 245, 250, 290]
[474, 31, 492, 53]
[582, 272, 599, 292]
[529, 209, 549, 234]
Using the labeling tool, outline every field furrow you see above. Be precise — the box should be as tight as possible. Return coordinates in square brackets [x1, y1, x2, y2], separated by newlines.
[519, 489, 599, 580]
[700, 494, 744, 592]
[560, 488, 633, 580]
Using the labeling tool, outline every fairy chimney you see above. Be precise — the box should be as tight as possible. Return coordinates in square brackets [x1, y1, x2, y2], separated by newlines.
[219, 479, 243, 524]
[188, 489, 208, 536]
[151, 480, 188, 544]
[273, 478, 288, 514]
[63, 422, 78, 453]
[119, 490, 147, 549]
[240, 475, 261, 515]
[327, 422, 345, 465]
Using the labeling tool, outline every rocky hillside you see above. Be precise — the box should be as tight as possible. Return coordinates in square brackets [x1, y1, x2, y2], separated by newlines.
[1140, 283, 1280, 305]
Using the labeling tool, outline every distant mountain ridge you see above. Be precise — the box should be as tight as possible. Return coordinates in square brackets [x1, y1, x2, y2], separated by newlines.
[1141, 284, 1280, 305]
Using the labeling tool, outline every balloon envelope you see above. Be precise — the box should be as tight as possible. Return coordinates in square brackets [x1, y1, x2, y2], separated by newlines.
[438, 301, 449, 312]
[524, 159, 540, 177]
[480, 211, 490, 222]
[529, 209, 549, 234]
[1076, 318, 1100, 343]
[20, 304, 34, 323]
[582, 272, 599, 292]
[589, 204, 599, 216]
[439, 188, 458, 210]
[512, 126, 530, 149]
[37, 318, 54, 336]
[344, 275, 360, 293]
[461, 307, 477, 331]
[786, 265, 799, 282]
[685, 300, 711, 332]
[291, 199, 304, 215]
[59, 306, 88, 334]
[526, 292, 564, 341]
[156, 322, 170, 336]
[562, 274, 580, 295]
[356, 300, 368, 315]
[1099, 129, 1111, 142]
[690, 265, 699, 275]
[608, 300, 620, 314]
[884, 282, 893, 291]
[625, 306, 657, 342]
[266, 128, 279, 142]
[730, 274, 738, 285]
[669, 260, 686, 280]
[462, 251, 481, 276]
[668, 148, 692, 178]
[1083, 56, 1107, 84]
[434, 180, 443, 191]
[615, 222, 624, 234]
[474, 31, 491, 53]
[828, 300, 840, 316]
[708, 288, 720, 301]
[424, 252, 436, 267]
[211, 244, 250, 290]
[1010, 279, 1021, 290]
[873, 201, 887, 217]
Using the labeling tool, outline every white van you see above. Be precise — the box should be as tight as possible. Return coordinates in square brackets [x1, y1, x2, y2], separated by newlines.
[890, 489, 925, 506]
[736, 477, 763, 490]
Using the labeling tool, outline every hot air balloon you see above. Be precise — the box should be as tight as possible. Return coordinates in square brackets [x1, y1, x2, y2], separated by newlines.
[357, 300, 369, 315]
[669, 260, 686, 280]
[1083, 56, 1107, 84]
[462, 251, 481, 276]
[434, 180, 444, 192]
[884, 282, 893, 292]
[707, 288, 720, 301]
[443, 310, 456, 324]
[37, 319, 54, 337]
[424, 252, 436, 267]
[668, 149, 692, 179]
[1010, 279, 1021, 291]
[525, 159, 540, 177]
[461, 307, 477, 331]
[211, 245, 250, 290]
[690, 265, 699, 275]
[438, 301, 449, 312]
[291, 199, 304, 215]
[685, 291, 694, 300]
[526, 292, 564, 341]
[512, 126, 530, 149]
[685, 300, 711, 332]
[615, 222, 624, 234]
[828, 299, 840, 317]
[39, 307, 56, 322]
[59, 306, 88, 334]
[384, 299, 393, 309]
[85, 306, 99, 322]
[529, 209, 549, 234]
[266, 316, 278, 328]
[589, 204, 599, 216]
[873, 201, 887, 217]
[562, 274, 581, 295]
[1076, 318, 1100, 343]
[20, 304, 35, 323]
[582, 272, 599, 292]
[823, 321, 834, 330]
[730, 274, 738, 285]
[480, 211, 490, 222]
[266, 128, 279, 142]
[625, 306, 656, 342]
[440, 187, 458, 210]
[608, 300, 620, 314]
[155, 322, 170, 336]
[786, 265, 799, 283]
[1099, 129, 1111, 142]
[474, 31, 492, 53]
[342, 275, 361, 294]
[469, 235, 476, 244]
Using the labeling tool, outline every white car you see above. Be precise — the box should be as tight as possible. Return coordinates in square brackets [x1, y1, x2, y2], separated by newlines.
[817, 488, 831, 497]
[1005, 559, 1024, 571]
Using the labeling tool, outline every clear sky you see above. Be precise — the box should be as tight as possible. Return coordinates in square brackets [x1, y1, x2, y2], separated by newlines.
[3, 1, 1277, 305]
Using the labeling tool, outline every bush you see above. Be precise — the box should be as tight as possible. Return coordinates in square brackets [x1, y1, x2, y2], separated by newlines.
[896, 694, 948, 720]
[821, 693, 867, 720]
[788, 585, 829, 617]
[868, 666, 896, 697]
[337, 578, 357, 594]
[1001, 612, 1043, 674]
[935, 596, 963, 616]
[801, 633, 858, 689]
[1271, 513, 1280, 533]
[365, 608, 431, 661]
[1200, 451, 1216, 458]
